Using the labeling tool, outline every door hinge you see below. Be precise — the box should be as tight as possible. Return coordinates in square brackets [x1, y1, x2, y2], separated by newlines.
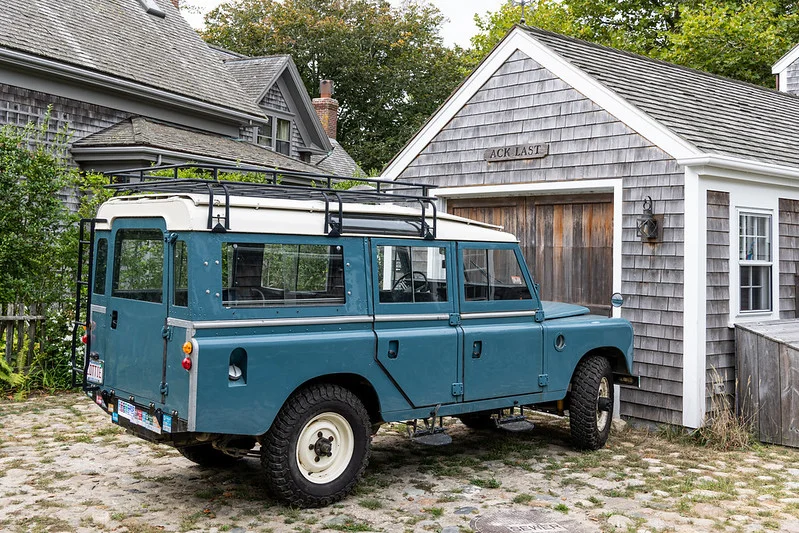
[161, 325, 173, 340]
[538, 374, 549, 387]
[451, 382, 464, 396]
[449, 313, 461, 326]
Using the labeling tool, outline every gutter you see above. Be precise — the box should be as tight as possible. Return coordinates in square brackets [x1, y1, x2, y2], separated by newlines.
[0, 47, 265, 124]
[678, 154, 799, 181]
[70, 145, 323, 174]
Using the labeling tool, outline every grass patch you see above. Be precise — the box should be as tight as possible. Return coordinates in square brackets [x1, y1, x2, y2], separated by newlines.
[323, 519, 373, 531]
[553, 503, 569, 513]
[513, 493, 533, 504]
[423, 507, 444, 518]
[358, 498, 382, 510]
[469, 477, 500, 489]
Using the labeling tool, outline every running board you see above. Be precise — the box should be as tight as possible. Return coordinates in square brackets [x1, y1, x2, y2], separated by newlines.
[495, 407, 535, 432]
[407, 404, 452, 446]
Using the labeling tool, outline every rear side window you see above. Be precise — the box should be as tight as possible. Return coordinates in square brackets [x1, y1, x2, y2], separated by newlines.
[173, 240, 188, 307]
[93, 238, 108, 295]
[222, 243, 344, 307]
[462, 248, 531, 301]
[112, 229, 164, 303]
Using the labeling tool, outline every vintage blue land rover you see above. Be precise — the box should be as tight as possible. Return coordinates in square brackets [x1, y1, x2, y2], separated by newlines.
[72, 164, 637, 507]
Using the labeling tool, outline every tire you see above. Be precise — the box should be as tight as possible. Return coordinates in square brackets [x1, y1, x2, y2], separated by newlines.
[261, 384, 371, 507]
[177, 443, 241, 467]
[457, 412, 496, 430]
[569, 356, 614, 451]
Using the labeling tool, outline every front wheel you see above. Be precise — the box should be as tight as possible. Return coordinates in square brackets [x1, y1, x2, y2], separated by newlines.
[261, 384, 371, 507]
[569, 356, 614, 450]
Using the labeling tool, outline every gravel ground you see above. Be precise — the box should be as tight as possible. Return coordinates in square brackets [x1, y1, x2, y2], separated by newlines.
[4, 393, 799, 533]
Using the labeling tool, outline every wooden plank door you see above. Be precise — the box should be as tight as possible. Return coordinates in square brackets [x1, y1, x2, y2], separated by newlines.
[447, 194, 613, 315]
[534, 194, 613, 315]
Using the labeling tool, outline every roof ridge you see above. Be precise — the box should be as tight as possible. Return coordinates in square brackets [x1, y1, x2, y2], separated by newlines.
[520, 24, 799, 102]
[225, 54, 290, 63]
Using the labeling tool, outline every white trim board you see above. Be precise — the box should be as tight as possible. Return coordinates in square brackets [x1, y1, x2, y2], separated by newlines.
[382, 27, 700, 181]
[773, 43, 799, 74]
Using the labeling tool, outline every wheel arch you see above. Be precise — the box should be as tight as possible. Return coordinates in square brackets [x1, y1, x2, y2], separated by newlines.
[577, 346, 628, 377]
[292, 373, 383, 427]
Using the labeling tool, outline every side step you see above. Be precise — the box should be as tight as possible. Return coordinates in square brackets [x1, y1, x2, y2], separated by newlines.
[496, 407, 535, 433]
[407, 405, 452, 446]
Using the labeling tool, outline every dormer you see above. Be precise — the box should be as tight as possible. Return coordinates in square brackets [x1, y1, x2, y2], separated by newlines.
[773, 43, 799, 94]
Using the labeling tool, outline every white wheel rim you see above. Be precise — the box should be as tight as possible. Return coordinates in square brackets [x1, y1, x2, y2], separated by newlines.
[596, 376, 611, 431]
[295, 412, 354, 484]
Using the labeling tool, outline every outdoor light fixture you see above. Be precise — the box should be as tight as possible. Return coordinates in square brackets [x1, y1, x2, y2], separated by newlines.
[636, 196, 660, 241]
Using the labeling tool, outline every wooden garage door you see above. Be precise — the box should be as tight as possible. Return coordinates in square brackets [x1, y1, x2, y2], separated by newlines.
[448, 194, 613, 314]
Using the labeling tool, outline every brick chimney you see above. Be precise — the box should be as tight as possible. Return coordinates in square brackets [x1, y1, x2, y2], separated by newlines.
[312, 80, 338, 140]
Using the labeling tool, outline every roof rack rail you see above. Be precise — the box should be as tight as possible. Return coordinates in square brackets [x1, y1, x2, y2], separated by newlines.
[103, 163, 438, 239]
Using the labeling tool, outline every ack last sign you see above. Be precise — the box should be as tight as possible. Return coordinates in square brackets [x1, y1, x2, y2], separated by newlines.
[484, 143, 549, 162]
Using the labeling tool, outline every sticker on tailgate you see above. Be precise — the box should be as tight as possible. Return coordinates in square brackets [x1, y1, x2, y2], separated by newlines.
[117, 399, 162, 434]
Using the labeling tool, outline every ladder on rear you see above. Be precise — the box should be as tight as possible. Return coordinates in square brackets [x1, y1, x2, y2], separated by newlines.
[70, 218, 103, 392]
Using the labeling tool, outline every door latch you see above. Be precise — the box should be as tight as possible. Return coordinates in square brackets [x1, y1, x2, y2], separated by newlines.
[161, 325, 173, 341]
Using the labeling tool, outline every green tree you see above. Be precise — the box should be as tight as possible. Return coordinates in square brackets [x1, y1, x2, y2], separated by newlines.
[661, 0, 799, 86]
[470, 0, 799, 88]
[202, 0, 470, 172]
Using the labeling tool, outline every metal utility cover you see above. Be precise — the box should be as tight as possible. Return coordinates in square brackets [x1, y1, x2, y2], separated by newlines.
[470, 510, 598, 533]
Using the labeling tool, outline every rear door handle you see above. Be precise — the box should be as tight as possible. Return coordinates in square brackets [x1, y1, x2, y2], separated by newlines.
[110, 310, 118, 329]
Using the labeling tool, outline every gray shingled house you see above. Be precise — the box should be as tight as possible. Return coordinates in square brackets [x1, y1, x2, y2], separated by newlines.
[0, 0, 359, 176]
[384, 25, 799, 427]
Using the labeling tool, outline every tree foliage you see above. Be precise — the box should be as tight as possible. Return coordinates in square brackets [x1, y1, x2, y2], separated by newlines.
[202, 0, 470, 172]
[471, 0, 799, 88]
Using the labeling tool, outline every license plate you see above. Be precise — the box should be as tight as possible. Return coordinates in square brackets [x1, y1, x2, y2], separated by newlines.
[116, 400, 162, 434]
[87, 360, 104, 384]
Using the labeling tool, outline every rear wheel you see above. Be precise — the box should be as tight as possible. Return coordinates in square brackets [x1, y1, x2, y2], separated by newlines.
[569, 356, 614, 450]
[262, 384, 371, 507]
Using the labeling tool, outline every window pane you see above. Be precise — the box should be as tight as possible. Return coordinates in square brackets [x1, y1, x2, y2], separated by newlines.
[377, 245, 447, 303]
[93, 238, 108, 295]
[173, 241, 188, 307]
[112, 229, 163, 303]
[222, 242, 344, 307]
[740, 265, 771, 312]
[463, 248, 531, 302]
[276, 119, 291, 155]
[257, 116, 273, 147]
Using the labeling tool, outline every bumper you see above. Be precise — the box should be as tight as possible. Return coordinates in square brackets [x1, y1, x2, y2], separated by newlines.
[90, 389, 189, 442]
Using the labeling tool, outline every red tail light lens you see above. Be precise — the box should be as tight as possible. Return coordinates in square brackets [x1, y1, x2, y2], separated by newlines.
[181, 356, 192, 371]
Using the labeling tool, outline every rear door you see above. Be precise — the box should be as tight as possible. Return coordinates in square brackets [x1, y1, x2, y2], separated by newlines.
[372, 239, 461, 407]
[104, 218, 167, 404]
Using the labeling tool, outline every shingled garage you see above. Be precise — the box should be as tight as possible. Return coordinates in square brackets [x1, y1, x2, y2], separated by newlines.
[383, 25, 799, 427]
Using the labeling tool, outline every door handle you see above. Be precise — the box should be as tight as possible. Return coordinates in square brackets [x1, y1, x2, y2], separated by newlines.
[111, 310, 118, 329]
[472, 340, 482, 358]
[387, 340, 399, 359]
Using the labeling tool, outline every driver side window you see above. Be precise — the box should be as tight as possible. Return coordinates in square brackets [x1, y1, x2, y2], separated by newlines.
[377, 245, 448, 303]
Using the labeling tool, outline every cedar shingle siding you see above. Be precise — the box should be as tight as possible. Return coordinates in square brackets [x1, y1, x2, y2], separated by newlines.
[394, 50, 686, 425]
[779, 199, 799, 319]
[705, 191, 734, 411]
[788, 60, 799, 95]
[1, 84, 127, 162]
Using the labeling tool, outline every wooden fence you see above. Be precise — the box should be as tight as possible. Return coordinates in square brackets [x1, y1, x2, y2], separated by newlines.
[1, 304, 45, 367]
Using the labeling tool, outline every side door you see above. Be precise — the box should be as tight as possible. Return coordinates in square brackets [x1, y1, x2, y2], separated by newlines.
[104, 218, 168, 404]
[372, 239, 460, 407]
[458, 243, 544, 401]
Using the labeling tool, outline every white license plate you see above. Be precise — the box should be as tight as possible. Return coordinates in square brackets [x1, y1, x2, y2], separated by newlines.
[87, 360, 104, 384]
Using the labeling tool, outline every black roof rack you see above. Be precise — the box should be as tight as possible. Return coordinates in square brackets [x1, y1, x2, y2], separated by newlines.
[104, 163, 438, 239]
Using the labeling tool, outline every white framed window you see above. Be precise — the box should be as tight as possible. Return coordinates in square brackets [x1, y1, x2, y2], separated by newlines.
[739, 212, 772, 313]
[276, 118, 291, 156]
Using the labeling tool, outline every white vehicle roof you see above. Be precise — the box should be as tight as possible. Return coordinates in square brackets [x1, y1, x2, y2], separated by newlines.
[95, 194, 519, 243]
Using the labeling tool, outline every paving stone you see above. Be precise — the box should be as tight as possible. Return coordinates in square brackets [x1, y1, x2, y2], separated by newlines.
[455, 506, 479, 515]
[652, 490, 669, 498]
[607, 515, 634, 530]
[763, 463, 785, 471]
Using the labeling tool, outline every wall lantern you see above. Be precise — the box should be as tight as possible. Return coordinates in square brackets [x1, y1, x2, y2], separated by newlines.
[636, 196, 660, 241]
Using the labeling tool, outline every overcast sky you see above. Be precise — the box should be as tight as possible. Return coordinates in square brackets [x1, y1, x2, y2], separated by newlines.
[182, 0, 508, 48]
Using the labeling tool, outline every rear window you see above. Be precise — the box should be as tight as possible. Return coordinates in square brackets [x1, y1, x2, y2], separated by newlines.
[222, 242, 345, 307]
[112, 229, 164, 303]
[93, 238, 108, 295]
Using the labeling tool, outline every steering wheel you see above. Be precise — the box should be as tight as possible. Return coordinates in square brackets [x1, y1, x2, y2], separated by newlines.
[392, 271, 429, 293]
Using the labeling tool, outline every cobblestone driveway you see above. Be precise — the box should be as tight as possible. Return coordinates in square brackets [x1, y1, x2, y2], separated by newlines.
[3, 393, 799, 532]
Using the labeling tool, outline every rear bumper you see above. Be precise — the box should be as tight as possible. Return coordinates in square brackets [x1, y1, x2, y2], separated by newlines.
[89, 389, 189, 442]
